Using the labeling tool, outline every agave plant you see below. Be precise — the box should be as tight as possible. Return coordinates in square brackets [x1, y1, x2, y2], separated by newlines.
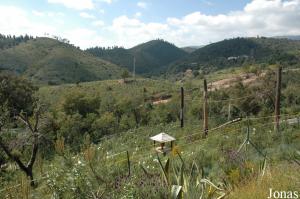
[156, 152, 228, 199]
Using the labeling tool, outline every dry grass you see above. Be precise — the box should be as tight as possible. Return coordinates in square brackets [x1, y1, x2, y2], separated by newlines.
[229, 162, 300, 199]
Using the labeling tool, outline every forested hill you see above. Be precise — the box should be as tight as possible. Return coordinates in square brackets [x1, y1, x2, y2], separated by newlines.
[167, 37, 300, 74]
[0, 37, 124, 85]
[0, 34, 34, 50]
[86, 39, 188, 76]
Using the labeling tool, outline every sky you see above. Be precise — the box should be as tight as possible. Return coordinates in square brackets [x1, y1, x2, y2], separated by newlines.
[0, 0, 300, 49]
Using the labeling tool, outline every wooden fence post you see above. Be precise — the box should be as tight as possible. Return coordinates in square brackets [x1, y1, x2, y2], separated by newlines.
[126, 151, 131, 177]
[180, 87, 184, 128]
[203, 79, 208, 137]
[228, 103, 231, 121]
[274, 66, 282, 132]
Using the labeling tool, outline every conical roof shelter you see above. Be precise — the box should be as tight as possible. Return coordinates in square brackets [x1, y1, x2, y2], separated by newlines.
[150, 132, 176, 143]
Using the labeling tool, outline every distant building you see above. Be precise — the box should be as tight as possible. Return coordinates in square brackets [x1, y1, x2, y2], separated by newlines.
[185, 69, 193, 77]
[227, 56, 238, 61]
[227, 55, 249, 61]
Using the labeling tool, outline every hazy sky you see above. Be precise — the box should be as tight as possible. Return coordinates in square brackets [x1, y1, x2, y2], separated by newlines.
[0, 0, 300, 49]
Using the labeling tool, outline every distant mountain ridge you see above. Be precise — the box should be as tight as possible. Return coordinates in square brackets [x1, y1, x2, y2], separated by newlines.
[181, 46, 204, 53]
[273, 35, 300, 41]
[1, 34, 300, 83]
[0, 37, 123, 84]
[86, 39, 188, 76]
[167, 37, 300, 74]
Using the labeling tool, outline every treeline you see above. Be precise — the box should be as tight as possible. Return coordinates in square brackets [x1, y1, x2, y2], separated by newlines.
[0, 34, 35, 49]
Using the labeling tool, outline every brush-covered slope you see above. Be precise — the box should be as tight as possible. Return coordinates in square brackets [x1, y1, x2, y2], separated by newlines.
[86, 39, 188, 76]
[168, 37, 300, 74]
[85, 46, 134, 70]
[0, 37, 123, 84]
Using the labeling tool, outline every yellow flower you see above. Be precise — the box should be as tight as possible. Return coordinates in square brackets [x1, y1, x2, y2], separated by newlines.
[171, 146, 181, 156]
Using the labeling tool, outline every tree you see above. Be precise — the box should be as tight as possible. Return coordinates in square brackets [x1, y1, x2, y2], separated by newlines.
[121, 70, 130, 82]
[0, 75, 42, 186]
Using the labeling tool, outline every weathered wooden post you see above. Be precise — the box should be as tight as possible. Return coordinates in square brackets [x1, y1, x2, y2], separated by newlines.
[228, 103, 231, 121]
[180, 87, 184, 128]
[126, 151, 131, 177]
[274, 66, 282, 132]
[203, 79, 208, 137]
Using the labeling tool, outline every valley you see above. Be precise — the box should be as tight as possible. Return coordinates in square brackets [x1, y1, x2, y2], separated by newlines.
[0, 34, 300, 198]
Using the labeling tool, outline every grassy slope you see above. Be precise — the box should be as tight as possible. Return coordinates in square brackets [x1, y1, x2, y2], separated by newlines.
[0, 37, 123, 84]
[2, 114, 299, 198]
[2, 69, 300, 198]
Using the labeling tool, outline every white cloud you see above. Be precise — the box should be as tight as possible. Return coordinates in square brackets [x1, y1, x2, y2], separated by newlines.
[80, 12, 96, 19]
[92, 20, 105, 27]
[106, 15, 169, 47]
[97, 0, 112, 4]
[47, 0, 94, 10]
[63, 28, 105, 49]
[32, 10, 45, 17]
[137, 1, 147, 9]
[134, 12, 142, 18]
[0, 6, 56, 37]
[102, 0, 300, 48]
[164, 0, 300, 46]
[99, 9, 105, 14]
[32, 10, 65, 17]
[2, 0, 300, 49]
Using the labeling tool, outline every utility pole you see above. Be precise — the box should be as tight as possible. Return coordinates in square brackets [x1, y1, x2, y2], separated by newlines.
[133, 56, 136, 81]
[274, 66, 282, 132]
[203, 79, 208, 137]
[180, 87, 184, 128]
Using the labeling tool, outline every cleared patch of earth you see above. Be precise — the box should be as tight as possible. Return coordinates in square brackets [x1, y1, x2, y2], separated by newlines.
[208, 72, 266, 91]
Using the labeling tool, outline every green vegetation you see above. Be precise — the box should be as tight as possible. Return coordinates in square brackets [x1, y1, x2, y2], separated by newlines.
[0, 37, 124, 85]
[0, 34, 300, 198]
[168, 37, 300, 75]
[0, 34, 34, 50]
[86, 39, 188, 76]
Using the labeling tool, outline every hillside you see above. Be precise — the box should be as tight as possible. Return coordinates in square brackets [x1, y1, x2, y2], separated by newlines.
[85, 46, 134, 71]
[0, 37, 124, 84]
[1, 68, 299, 198]
[168, 37, 300, 74]
[86, 39, 188, 76]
